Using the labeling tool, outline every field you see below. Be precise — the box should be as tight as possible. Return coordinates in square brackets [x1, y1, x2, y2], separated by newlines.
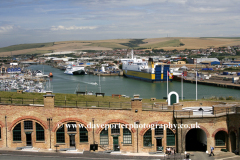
[1, 37, 240, 56]
[140, 38, 181, 49]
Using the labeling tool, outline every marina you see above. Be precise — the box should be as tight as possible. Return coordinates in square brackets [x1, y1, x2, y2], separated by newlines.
[22, 65, 240, 100]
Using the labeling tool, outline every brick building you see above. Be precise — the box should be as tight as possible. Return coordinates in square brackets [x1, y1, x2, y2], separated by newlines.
[0, 92, 239, 154]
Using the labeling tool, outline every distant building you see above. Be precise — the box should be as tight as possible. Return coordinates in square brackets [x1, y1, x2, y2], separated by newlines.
[187, 58, 219, 64]
[0, 64, 9, 73]
[201, 61, 220, 65]
[196, 58, 219, 63]
[177, 61, 186, 65]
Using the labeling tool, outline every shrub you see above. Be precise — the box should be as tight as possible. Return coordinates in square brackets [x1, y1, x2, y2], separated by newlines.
[226, 96, 235, 100]
[219, 96, 225, 100]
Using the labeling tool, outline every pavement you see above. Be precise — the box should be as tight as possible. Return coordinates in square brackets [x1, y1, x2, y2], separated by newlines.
[0, 148, 240, 160]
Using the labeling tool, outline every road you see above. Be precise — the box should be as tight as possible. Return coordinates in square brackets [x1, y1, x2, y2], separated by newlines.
[0, 150, 240, 160]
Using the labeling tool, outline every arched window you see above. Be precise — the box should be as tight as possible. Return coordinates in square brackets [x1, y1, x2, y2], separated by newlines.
[215, 131, 226, 146]
[13, 123, 21, 141]
[24, 121, 33, 130]
[100, 127, 108, 145]
[111, 124, 120, 134]
[56, 125, 65, 143]
[67, 122, 76, 132]
[36, 122, 44, 141]
[155, 126, 163, 135]
[143, 129, 152, 147]
[167, 128, 175, 146]
[80, 127, 88, 142]
[123, 127, 131, 144]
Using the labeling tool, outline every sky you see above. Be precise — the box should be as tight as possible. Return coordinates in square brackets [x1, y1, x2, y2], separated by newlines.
[0, 0, 240, 48]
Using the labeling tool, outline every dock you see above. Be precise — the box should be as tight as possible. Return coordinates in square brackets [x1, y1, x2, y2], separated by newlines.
[87, 71, 123, 76]
[184, 78, 240, 90]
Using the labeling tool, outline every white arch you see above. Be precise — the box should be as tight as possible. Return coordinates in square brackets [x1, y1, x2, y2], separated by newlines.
[168, 91, 179, 106]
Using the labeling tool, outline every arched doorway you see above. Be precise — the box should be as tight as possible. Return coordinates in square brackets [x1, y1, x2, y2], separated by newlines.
[167, 91, 179, 105]
[186, 128, 207, 151]
[230, 132, 236, 152]
[170, 94, 176, 105]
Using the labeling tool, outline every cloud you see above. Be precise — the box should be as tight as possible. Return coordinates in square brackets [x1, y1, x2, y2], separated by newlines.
[50, 25, 98, 31]
[168, 0, 188, 4]
[0, 25, 14, 33]
[189, 7, 227, 13]
[71, 0, 166, 6]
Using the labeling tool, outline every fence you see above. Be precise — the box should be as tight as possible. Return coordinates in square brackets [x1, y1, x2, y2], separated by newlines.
[174, 107, 240, 118]
[142, 103, 169, 110]
[0, 97, 43, 105]
[0, 97, 132, 109]
[54, 100, 131, 109]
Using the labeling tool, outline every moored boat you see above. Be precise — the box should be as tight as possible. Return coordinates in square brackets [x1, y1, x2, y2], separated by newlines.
[49, 72, 53, 77]
[64, 64, 86, 75]
[122, 50, 173, 83]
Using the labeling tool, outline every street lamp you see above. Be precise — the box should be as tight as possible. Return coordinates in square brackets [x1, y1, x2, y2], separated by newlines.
[47, 118, 52, 149]
[135, 121, 140, 153]
[92, 118, 95, 144]
[5, 115, 7, 148]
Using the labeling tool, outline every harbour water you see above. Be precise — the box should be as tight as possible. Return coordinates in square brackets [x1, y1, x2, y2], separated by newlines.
[27, 65, 240, 100]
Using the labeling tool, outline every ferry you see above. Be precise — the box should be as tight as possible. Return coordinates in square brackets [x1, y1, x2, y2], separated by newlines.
[122, 50, 173, 83]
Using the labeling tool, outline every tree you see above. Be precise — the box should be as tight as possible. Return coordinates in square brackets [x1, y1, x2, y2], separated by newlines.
[217, 56, 225, 61]
[236, 51, 240, 55]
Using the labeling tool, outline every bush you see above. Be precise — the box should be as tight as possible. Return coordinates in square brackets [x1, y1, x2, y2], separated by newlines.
[210, 96, 217, 100]
[226, 96, 235, 100]
[219, 96, 225, 100]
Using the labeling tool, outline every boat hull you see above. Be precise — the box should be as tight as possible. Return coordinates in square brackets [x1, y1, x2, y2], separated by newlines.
[73, 70, 85, 75]
[123, 69, 172, 83]
[123, 70, 155, 82]
[64, 70, 85, 75]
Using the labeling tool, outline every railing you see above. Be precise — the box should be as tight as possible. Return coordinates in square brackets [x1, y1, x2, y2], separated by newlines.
[142, 103, 169, 110]
[0, 97, 44, 106]
[54, 100, 131, 109]
[174, 110, 193, 118]
[174, 107, 240, 118]
[236, 107, 240, 114]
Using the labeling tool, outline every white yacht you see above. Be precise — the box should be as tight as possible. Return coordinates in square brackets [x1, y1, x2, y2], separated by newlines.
[64, 64, 86, 75]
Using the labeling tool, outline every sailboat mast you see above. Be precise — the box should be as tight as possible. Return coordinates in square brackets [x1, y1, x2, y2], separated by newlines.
[99, 74, 101, 93]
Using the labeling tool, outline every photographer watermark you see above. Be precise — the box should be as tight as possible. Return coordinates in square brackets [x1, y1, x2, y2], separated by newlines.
[57, 122, 200, 130]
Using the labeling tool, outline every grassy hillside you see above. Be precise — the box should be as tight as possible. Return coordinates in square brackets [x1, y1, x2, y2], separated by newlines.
[1, 37, 240, 56]
[0, 42, 54, 52]
[87, 42, 128, 49]
[139, 39, 181, 49]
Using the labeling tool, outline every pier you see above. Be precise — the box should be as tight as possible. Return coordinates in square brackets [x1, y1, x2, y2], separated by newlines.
[184, 78, 240, 90]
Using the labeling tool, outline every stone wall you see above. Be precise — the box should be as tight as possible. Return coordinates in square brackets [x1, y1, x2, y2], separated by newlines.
[0, 95, 239, 154]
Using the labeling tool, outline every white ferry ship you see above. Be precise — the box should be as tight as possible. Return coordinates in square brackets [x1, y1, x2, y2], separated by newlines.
[122, 50, 172, 83]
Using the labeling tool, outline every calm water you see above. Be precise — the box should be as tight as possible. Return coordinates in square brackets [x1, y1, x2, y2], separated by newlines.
[27, 65, 240, 100]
